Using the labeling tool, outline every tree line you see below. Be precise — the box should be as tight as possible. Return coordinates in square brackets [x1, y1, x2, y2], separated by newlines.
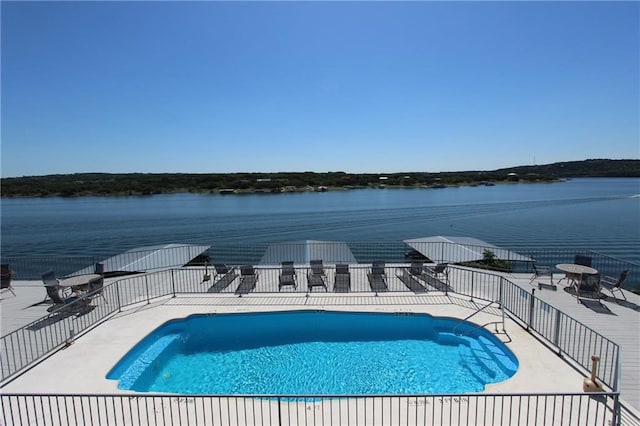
[1, 159, 638, 197]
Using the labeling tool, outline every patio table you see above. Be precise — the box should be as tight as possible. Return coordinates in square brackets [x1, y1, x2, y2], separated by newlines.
[58, 274, 102, 293]
[555, 263, 598, 289]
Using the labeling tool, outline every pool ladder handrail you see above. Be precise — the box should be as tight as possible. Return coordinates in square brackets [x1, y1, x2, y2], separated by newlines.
[452, 299, 504, 336]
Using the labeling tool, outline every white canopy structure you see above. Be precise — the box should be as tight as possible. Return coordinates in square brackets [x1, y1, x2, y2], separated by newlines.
[259, 240, 357, 265]
[403, 236, 532, 264]
[74, 243, 210, 275]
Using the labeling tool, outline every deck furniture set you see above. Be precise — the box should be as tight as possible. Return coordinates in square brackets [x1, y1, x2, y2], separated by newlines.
[30, 254, 631, 310]
[202, 260, 452, 296]
[40, 264, 105, 313]
[530, 255, 629, 304]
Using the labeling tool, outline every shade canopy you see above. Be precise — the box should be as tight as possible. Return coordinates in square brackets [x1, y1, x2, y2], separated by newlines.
[74, 243, 210, 275]
[403, 236, 532, 264]
[259, 240, 357, 265]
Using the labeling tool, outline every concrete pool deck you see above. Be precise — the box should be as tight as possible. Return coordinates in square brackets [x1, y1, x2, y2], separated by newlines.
[1, 267, 638, 425]
[2, 293, 587, 396]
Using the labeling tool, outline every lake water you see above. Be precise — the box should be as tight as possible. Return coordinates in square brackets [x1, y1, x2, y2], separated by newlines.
[1, 178, 639, 264]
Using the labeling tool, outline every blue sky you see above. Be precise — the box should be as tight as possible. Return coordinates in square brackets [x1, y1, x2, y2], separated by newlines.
[1, 1, 638, 178]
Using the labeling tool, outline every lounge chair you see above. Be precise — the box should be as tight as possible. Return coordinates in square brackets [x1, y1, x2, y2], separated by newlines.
[333, 264, 350, 293]
[208, 264, 238, 293]
[308, 273, 327, 291]
[529, 260, 553, 285]
[407, 261, 428, 281]
[307, 260, 327, 292]
[600, 270, 629, 302]
[367, 260, 387, 293]
[310, 260, 325, 277]
[396, 269, 428, 293]
[371, 260, 385, 276]
[235, 265, 258, 296]
[424, 263, 451, 292]
[213, 263, 233, 280]
[1, 264, 16, 296]
[426, 263, 449, 282]
[278, 261, 297, 291]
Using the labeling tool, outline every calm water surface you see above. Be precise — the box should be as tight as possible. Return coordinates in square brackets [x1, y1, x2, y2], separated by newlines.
[1, 178, 639, 263]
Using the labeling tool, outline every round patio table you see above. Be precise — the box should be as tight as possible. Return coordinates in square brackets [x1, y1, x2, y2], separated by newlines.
[58, 274, 102, 292]
[555, 263, 598, 288]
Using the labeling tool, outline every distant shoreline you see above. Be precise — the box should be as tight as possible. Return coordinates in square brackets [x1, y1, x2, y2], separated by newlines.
[1, 159, 638, 198]
[0, 179, 557, 198]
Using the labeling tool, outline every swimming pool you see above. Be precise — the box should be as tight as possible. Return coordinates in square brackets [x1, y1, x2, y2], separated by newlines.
[107, 311, 518, 395]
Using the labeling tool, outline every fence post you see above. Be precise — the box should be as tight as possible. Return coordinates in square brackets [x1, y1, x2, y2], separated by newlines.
[612, 393, 621, 426]
[171, 269, 176, 297]
[145, 275, 150, 304]
[66, 328, 75, 346]
[528, 289, 536, 331]
[278, 397, 283, 426]
[116, 282, 122, 312]
[612, 349, 621, 426]
[470, 271, 474, 302]
[553, 309, 562, 355]
[444, 269, 449, 296]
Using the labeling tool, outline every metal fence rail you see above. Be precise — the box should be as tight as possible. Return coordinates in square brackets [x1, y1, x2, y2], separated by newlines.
[173, 264, 454, 295]
[0, 392, 621, 426]
[446, 266, 621, 391]
[1, 264, 623, 392]
[0, 262, 630, 425]
[2, 242, 638, 288]
[0, 285, 121, 383]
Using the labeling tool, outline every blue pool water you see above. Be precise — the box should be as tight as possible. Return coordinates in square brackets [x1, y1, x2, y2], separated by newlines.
[107, 311, 519, 395]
